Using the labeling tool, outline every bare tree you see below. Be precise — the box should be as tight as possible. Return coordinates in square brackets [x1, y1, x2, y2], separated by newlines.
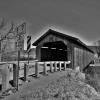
[94, 40, 100, 57]
[0, 18, 15, 61]
[0, 18, 26, 61]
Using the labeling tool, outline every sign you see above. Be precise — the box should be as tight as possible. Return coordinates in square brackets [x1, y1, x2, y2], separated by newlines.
[16, 34, 24, 50]
[15, 22, 26, 50]
[16, 22, 26, 35]
[27, 36, 31, 52]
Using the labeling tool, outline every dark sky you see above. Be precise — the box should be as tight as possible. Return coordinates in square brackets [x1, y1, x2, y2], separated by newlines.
[0, 0, 100, 47]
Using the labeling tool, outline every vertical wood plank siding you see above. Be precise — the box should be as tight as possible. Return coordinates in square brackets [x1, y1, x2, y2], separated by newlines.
[74, 47, 94, 70]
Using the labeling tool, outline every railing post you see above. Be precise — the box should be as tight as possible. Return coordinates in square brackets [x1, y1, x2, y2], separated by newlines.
[54, 61, 57, 72]
[24, 63, 29, 81]
[44, 62, 48, 75]
[1, 64, 10, 92]
[35, 62, 39, 78]
[50, 62, 54, 73]
[64, 62, 67, 71]
[13, 64, 18, 90]
[64, 61, 71, 71]
[59, 61, 63, 71]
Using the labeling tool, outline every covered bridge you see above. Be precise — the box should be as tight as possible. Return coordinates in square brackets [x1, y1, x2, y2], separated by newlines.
[33, 29, 94, 71]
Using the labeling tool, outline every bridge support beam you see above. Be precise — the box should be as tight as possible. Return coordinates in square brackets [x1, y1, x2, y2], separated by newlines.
[2, 64, 9, 92]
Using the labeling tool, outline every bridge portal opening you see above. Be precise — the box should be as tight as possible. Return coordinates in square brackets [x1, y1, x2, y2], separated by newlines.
[41, 41, 68, 61]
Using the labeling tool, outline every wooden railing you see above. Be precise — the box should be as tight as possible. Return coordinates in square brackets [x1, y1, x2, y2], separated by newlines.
[0, 61, 71, 92]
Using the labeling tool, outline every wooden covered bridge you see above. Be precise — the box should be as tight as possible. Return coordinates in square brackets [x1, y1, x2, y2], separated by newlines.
[0, 29, 95, 93]
[33, 29, 94, 71]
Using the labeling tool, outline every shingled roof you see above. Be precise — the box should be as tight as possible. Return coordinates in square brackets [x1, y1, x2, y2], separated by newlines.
[33, 29, 94, 53]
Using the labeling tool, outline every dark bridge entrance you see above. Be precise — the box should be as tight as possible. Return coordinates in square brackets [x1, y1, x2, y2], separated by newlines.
[41, 41, 68, 61]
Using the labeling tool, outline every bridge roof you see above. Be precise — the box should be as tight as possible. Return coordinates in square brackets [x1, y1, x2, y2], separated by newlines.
[33, 29, 94, 53]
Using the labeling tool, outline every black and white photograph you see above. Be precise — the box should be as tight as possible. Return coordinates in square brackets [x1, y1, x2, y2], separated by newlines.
[0, 0, 100, 100]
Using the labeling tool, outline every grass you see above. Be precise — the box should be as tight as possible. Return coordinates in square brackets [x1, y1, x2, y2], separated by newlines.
[85, 73, 100, 92]
[17, 69, 100, 100]
[3, 68, 100, 100]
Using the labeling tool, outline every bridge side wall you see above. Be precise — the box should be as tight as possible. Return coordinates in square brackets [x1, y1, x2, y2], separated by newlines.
[73, 45, 94, 71]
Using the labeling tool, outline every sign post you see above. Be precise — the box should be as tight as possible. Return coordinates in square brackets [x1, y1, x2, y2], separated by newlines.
[17, 49, 20, 90]
[16, 22, 26, 90]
